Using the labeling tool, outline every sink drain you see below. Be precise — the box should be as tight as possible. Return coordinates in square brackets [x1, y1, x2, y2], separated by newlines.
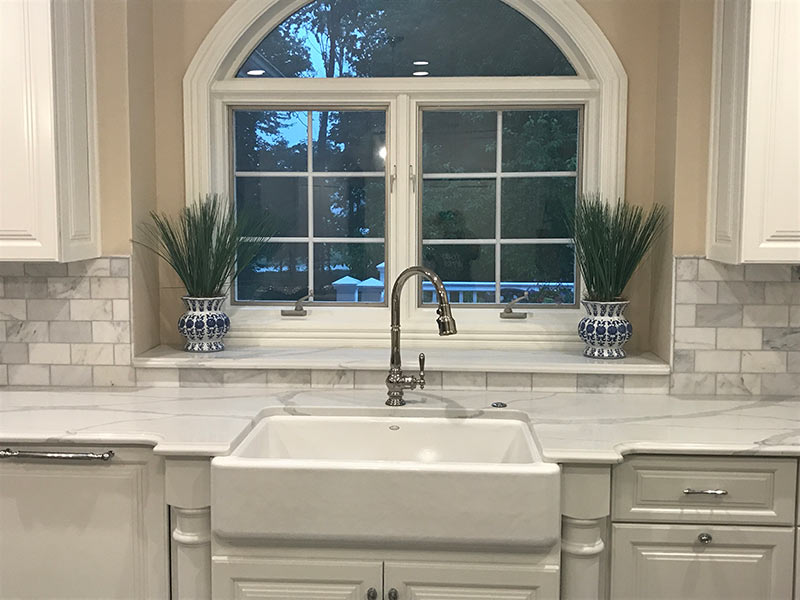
[389, 425, 400, 431]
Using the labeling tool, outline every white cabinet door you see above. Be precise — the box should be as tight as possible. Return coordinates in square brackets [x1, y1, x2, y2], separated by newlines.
[706, 0, 800, 263]
[610, 523, 794, 600]
[0, 445, 168, 599]
[384, 561, 559, 600]
[0, 0, 100, 262]
[212, 557, 383, 600]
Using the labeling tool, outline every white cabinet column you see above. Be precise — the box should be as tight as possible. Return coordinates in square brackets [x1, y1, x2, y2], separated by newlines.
[561, 465, 611, 600]
[166, 458, 212, 600]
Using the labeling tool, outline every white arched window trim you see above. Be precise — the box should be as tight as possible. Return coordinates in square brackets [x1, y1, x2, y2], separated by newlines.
[183, 0, 628, 349]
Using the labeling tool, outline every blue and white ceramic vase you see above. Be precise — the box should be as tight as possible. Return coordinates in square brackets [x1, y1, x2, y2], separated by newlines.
[578, 300, 632, 359]
[178, 296, 230, 352]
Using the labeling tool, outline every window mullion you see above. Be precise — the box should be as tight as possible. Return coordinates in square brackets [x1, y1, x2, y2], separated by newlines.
[495, 110, 503, 304]
[307, 111, 314, 299]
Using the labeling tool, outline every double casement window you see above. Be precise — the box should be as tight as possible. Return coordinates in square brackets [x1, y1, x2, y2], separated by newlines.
[185, 0, 626, 345]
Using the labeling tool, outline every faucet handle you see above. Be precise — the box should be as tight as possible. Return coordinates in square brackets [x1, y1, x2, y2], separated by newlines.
[418, 353, 425, 389]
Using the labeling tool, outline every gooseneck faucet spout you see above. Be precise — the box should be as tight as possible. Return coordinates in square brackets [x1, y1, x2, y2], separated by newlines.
[386, 266, 457, 406]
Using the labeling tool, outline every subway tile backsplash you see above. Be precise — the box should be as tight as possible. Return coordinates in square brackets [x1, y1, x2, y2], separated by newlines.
[671, 258, 800, 395]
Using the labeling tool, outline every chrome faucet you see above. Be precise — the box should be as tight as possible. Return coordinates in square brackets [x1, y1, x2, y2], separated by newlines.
[386, 266, 457, 406]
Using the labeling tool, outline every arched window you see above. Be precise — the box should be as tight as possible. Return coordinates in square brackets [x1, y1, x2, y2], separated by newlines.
[184, 0, 626, 347]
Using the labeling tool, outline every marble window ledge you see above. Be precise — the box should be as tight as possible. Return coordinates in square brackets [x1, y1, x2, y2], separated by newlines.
[134, 344, 670, 375]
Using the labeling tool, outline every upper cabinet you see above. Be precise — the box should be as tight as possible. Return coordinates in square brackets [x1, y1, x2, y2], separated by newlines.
[706, 0, 800, 264]
[0, 0, 100, 262]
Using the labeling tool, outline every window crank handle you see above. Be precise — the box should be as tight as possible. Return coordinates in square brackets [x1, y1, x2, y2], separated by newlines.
[418, 352, 425, 388]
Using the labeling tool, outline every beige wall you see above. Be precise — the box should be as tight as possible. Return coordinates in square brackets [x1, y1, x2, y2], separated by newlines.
[96, 0, 715, 353]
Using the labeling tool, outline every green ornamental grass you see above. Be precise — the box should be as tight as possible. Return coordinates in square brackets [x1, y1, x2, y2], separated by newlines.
[568, 195, 667, 302]
[136, 194, 273, 298]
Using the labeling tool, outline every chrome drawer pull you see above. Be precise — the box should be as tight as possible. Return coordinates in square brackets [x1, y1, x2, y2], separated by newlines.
[697, 532, 713, 544]
[683, 488, 728, 496]
[0, 448, 115, 462]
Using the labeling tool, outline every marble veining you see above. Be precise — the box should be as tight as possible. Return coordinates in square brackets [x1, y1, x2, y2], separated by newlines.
[0, 387, 798, 462]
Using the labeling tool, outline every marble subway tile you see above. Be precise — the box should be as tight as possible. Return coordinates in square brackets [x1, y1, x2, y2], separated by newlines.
[764, 282, 800, 304]
[532, 373, 578, 391]
[179, 368, 223, 387]
[0, 299, 26, 320]
[266, 369, 311, 388]
[744, 264, 792, 282]
[27, 299, 69, 320]
[0, 278, 4, 298]
[742, 305, 789, 327]
[91, 321, 130, 343]
[762, 328, 800, 351]
[70, 299, 113, 321]
[577, 374, 624, 394]
[670, 373, 716, 395]
[741, 350, 787, 373]
[49, 321, 92, 343]
[24, 263, 67, 277]
[67, 258, 110, 277]
[0, 325, 5, 342]
[697, 260, 744, 281]
[674, 304, 696, 327]
[70, 343, 115, 365]
[112, 299, 130, 321]
[788, 352, 800, 373]
[420, 371, 442, 389]
[623, 375, 670, 394]
[50, 365, 92, 387]
[47, 277, 91, 299]
[717, 281, 765, 304]
[675, 258, 699, 281]
[135, 368, 180, 387]
[93, 366, 136, 387]
[672, 350, 695, 372]
[442, 371, 487, 390]
[675, 281, 717, 304]
[114, 344, 131, 365]
[90, 277, 129, 299]
[486, 372, 533, 391]
[109, 258, 130, 277]
[354, 370, 387, 389]
[0, 263, 25, 276]
[0, 365, 5, 386]
[28, 343, 71, 365]
[694, 350, 740, 373]
[222, 369, 268, 387]
[761, 373, 800, 395]
[716, 327, 763, 350]
[5, 321, 48, 343]
[3, 277, 48, 298]
[311, 369, 355, 389]
[791, 306, 800, 327]
[694, 304, 742, 327]
[7, 364, 49, 386]
[0, 343, 28, 364]
[674, 327, 716, 350]
[715, 374, 761, 396]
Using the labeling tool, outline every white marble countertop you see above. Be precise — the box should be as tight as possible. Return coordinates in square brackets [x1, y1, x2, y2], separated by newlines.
[1, 387, 797, 463]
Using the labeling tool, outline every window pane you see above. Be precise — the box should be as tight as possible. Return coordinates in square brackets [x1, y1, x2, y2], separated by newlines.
[500, 244, 575, 304]
[422, 244, 494, 304]
[502, 110, 579, 172]
[312, 111, 386, 172]
[422, 112, 496, 173]
[422, 179, 495, 239]
[313, 243, 385, 303]
[313, 177, 385, 238]
[237, 0, 576, 78]
[236, 243, 308, 301]
[234, 110, 308, 172]
[236, 177, 308, 237]
[501, 178, 575, 239]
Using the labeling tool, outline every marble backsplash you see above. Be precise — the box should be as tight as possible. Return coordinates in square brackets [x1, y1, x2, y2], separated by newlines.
[672, 258, 800, 395]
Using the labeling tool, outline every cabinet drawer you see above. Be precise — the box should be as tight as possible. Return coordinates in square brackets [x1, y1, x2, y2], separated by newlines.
[612, 456, 797, 525]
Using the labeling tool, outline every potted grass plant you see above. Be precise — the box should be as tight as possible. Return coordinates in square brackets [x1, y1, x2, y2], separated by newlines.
[137, 194, 272, 352]
[567, 194, 666, 359]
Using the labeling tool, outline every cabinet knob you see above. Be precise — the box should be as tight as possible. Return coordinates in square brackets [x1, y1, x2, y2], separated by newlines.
[697, 532, 713, 544]
[366, 588, 377, 600]
[388, 589, 399, 600]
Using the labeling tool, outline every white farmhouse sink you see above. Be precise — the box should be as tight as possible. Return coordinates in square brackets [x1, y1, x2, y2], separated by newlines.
[211, 410, 560, 550]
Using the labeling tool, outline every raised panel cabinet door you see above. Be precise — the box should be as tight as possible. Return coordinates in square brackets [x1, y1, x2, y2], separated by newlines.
[384, 561, 559, 600]
[0, 445, 169, 599]
[211, 557, 383, 600]
[610, 523, 794, 600]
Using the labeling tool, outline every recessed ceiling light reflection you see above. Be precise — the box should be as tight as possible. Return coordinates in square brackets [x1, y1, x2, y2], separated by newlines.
[246, 69, 266, 76]
[413, 60, 429, 66]
[412, 71, 429, 77]
[378, 146, 387, 160]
